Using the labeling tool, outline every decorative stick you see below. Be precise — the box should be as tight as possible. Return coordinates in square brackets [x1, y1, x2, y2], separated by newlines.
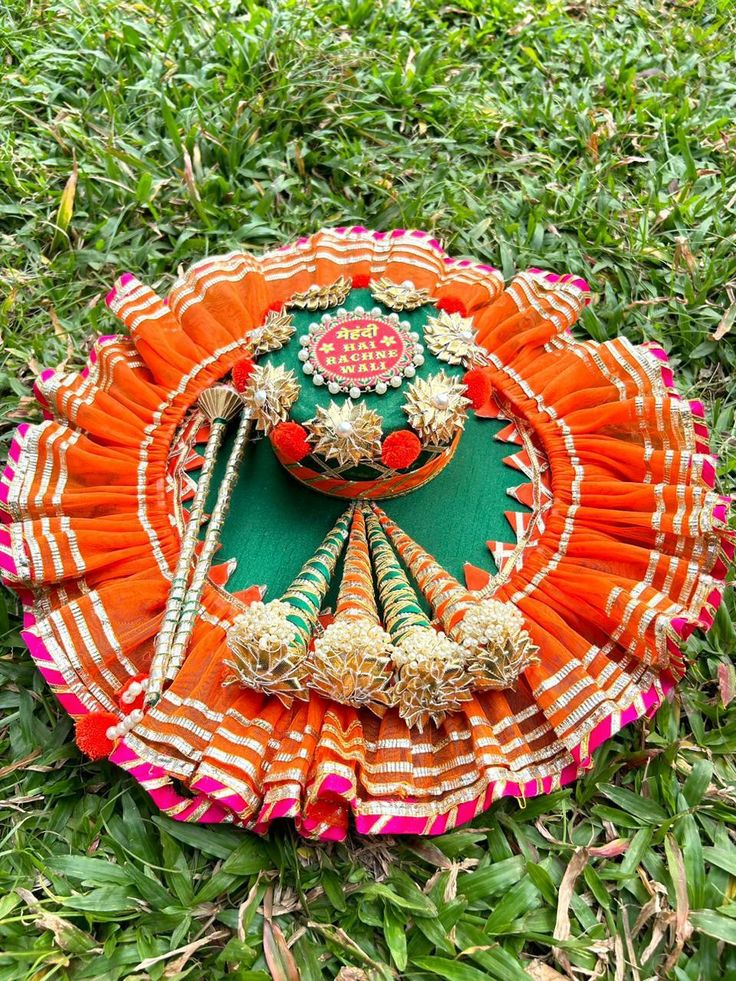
[147, 386, 244, 706]
[166, 407, 253, 681]
[148, 398, 253, 705]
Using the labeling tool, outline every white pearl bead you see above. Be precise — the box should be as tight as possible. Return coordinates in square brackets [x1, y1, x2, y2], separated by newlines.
[460, 330, 474, 341]
[254, 390, 267, 405]
[410, 331, 419, 341]
[390, 376, 402, 388]
[404, 366, 415, 378]
[128, 681, 141, 696]
[433, 393, 450, 408]
[300, 335, 310, 345]
[121, 689, 134, 705]
[349, 387, 361, 399]
[321, 314, 331, 323]
[402, 280, 414, 288]
[413, 355, 424, 367]
[328, 382, 341, 394]
[313, 374, 324, 386]
[298, 349, 309, 362]
[354, 306, 364, 316]
[337, 421, 354, 435]
[130, 709, 143, 724]
[303, 363, 314, 375]
[375, 382, 387, 395]
[371, 307, 382, 317]
[105, 727, 117, 741]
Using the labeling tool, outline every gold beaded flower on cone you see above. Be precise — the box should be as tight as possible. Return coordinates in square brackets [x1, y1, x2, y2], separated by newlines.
[225, 599, 310, 706]
[307, 400, 384, 468]
[460, 599, 540, 690]
[403, 371, 471, 444]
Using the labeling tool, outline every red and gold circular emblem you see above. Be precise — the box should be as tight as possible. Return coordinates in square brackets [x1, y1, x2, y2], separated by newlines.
[298, 306, 424, 398]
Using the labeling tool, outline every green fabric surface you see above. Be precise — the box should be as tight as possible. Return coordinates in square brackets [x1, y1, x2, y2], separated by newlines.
[198, 288, 528, 602]
[207, 411, 524, 601]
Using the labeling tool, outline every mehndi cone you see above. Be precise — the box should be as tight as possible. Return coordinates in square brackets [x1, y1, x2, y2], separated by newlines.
[365, 506, 472, 731]
[371, 504, 538, 691]
[226, 505, 353, 705]
[309, 506, 394, 709]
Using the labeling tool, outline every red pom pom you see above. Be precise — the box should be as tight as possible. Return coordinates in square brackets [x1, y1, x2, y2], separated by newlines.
[272, 421, 311, 463]
[381, 430, 422, 470]
[232, 357, 255, 393]
[116, 674, 148, 713]
[463, 368, 492, 410]
[267, 300, 285, 313]
[75, 711, 119, 760]
[352, 274, 371, 289]
[436, 296, 467, 317]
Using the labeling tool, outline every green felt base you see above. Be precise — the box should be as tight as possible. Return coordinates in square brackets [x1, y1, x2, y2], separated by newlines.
[206, 411, 523, 601]
[196, 287, 529, 602]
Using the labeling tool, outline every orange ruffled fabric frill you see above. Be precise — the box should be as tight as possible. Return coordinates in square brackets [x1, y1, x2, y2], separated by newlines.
[0, 227, 731, 839]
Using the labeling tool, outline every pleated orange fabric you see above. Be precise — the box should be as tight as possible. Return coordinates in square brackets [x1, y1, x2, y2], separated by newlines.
[1, 227, 731, 838]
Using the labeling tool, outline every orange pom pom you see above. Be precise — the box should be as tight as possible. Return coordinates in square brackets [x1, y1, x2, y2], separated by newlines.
[75, 711, 119, 760]
[272, 421, 311, 463]
[116, 674, 148, 713]
[232, 357, 255, 392]
[436, 296, 467, 317]
[352, 273, 371, 289]
[268, 300, 285, 313]
[463, 368, 492, 410]
[381, 430, 422, 470]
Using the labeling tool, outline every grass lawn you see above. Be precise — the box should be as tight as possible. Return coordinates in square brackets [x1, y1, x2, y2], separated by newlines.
[1, 0, 735, 977]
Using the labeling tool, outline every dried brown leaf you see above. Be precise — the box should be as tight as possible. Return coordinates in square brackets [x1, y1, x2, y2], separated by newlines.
[719, 661, 736, 706]
[553, 847, 589, 974]
[527, 962, 568, 981]
[712, 297, 736, 341]
[183, 148, 200, 203]
[674, 236, 697, 274]
[263, 886, 300, 981]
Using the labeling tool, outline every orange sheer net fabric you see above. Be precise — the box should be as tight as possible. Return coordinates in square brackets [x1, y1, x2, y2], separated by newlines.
[1, 228, 730, 838]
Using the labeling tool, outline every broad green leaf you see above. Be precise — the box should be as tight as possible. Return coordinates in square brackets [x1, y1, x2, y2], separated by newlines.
[691, 910, 736, 945]
[410, 956, 498, 981]
[598, 785, 668, 825]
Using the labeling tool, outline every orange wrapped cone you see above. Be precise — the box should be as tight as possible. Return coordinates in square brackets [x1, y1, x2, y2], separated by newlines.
[309, 505, 393, 709]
